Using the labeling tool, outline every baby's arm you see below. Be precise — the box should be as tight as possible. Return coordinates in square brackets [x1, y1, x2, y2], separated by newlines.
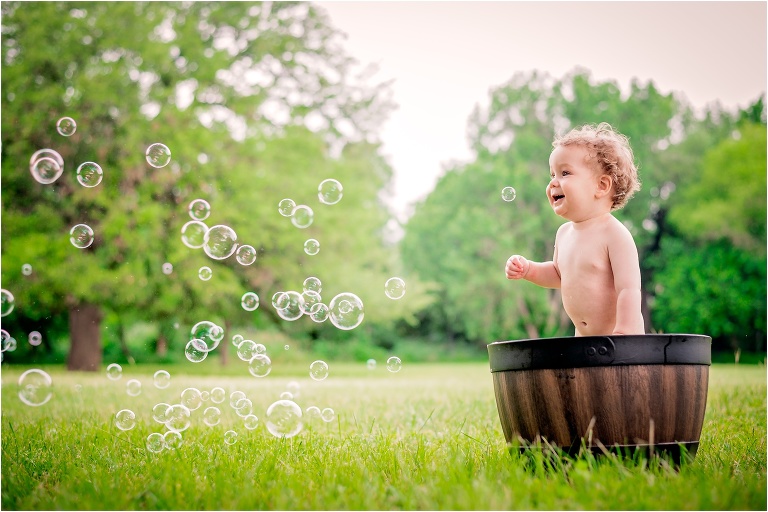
[608, 224, 645, 335]
[505, 228, 561, 289]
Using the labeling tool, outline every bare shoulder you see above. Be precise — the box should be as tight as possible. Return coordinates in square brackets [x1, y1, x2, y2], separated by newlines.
[555, 221, 573, 239]
[606, 216, 638, 250]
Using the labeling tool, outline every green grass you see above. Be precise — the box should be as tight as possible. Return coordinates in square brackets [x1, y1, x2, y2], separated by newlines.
[1, 362, 765, 510]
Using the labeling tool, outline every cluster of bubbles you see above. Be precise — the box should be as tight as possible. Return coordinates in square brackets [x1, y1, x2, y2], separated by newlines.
[1, 326, 47, 362]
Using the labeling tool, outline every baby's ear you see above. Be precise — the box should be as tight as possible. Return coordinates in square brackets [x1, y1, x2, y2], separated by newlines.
[595, 174, 613, 198]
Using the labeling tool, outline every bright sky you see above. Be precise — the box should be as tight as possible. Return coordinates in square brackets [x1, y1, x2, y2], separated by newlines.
[315, 1, 767, 221]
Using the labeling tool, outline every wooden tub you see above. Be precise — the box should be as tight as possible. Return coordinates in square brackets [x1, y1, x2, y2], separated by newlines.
[487, 334, 711, 461]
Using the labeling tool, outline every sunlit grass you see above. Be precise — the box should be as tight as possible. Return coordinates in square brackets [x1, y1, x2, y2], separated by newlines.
[1, 363, 765, 510]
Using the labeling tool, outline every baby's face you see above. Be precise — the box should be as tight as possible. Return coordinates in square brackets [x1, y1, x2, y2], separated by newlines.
[547, 145, 605, 221]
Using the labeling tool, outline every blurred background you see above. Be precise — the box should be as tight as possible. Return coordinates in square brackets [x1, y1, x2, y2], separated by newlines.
[1, 1, 765, 370]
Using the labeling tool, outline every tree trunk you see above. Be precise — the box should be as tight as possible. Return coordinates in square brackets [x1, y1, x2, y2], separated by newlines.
[67, 303, 103, 371]
[156, 334, 167, 357]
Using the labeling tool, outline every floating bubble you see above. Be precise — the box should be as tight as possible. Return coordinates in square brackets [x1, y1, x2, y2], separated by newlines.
[321, 407, 336, 423]
[241, 292, 260, 311]
[0, 289, 14, 317]
[181, 388, 203, 411]
[275, 291, 304, 321]
[185, 339, 208, 363]
[146, 143, 171, 168]
[30, 148, 64, 169]
[154, 370, 171, 389]
[146, 432, 165, 453]
[1, 331, 17, 352]
[287, 381, 300, 397]
[152, 403, 172, 424]
[501, 186, 517, 202]
[163, 430, 183, 449]
[265, 400, 303, 439]
[180, 220, 208, 249]
[56, 116, 77, 136]
[284, 344, 290, 351]
[236, 340, 258, 361]
[70, 224, 94, 249]
[328, 292, 364, 330]
[309, 303, 329, 323]
[366, 359, 376, 370]
[290, 205, 314, 229]
[278, 198, 296, 217]
[76, 162, 103, 188]
[115, 409, 136, 431]
[190, 320, 224, 352]
[31, 156, 64, 184]
[106, 363, 123, 380]
[165, 404, 192, 432]
[234, 398, 253, 417]
[188, 199, 211, 221]
[254, 343, 267, 355]
[210, 387, 226, 404]
[200, 390, 210, 401]
[387, 356, 402, 373]
[229, 391, 246, 408]
[203, 406, 222, 426]
[126, 379, 142, 397]
[21, 264, 32, 276]
[243, 414, 259, 430]
[232, 334, 244, 347]
[385, 277, 406, 300]
[18, 369, 53, 406]
[301, 290, 321, 314]
[309, 360, 329, 381]
[248, 354, 272, 378]
[280, 391, 293, 400]
[236, 245, 257, 266]
[272, 291, 289, 310]
[162, 262, 173, 275]
[203, 225, 238, 260]
[198, 266, 212, 281]
[303, 277, 322, 294]
[305, 406, 321, 422]
[304, 239, 320, 255]
[318, 178, 343, 205]
[224, 430, 238, 445]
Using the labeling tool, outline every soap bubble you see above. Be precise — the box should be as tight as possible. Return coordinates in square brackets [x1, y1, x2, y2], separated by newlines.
[278, 198, 295, 217]
[18, 369, 53, 406]
[229, 391, 246, 408]
[76, 162, 103, 188]
[387, 356, 402, 373]
[70, 224, 94, 249]
[236, 340, 258, 361]
[303, 276, 322, 294]
[305, 406, 321, 422]
[243, 414, 259, 430]
[328, 292, 364, 330]
[162, 262, 173, 275]
[188, 199, 211, 221]
[309, 303, 329, 323]
[56, 116, 77, 136]
[163, 430, 183, 449]
[146, 433, 165, 453]
[236, 245, 257, 266]
[31, 156, 64, 184]
[181, 387, 203, 411]
[272, 291, 289, 310]
[146, 143, 171, 168]
[318, 178, 343, 205]
[210, 387, 226, 404]
[366, 359, 376, 370]
[0, 289, 14, 317]
[248, 354, 272, 378]
[165, 404, 192, 432]
[115, 409, 136, 431]
[203, 406, 222, 426]
[224, 430, 238, 445]
[280, 391, 293, 400]
[231, 334, 244, 347]
[275, 291, 305, 321]
[241, 292, 260, 311]
[200, 390, 210, 401]
[321, 407, 336, 423]
[304, 239, 320, 255]
[28, 331, 42, 346]
[290, 205, 314, 229]
[309, 360, 329, 381]
[30, 148, 64, 169]
[106, 363, 123, 380]
[198, 266, 212, 281]
[203, 225, 238, 260]
[185, 339, 208, 363]
[1, 330, 16, 352]
[21, 264, 32, 276]
[154, 370, 171, 389]
[180, 220, 208, 249]
[501, 186, 517, 202]
[254, 343, 267, 355]
[284, 344, 290, 351]
[126, 379, 142, 397]
[265, 400, 303, 438]
[287, 381, 300, 397]
[234, 398, 253, 417]
[152, 403, 172, 423]
[300, 290, 321, 314]
[385, 277, 406, 300]
[190, 320, 224, 352]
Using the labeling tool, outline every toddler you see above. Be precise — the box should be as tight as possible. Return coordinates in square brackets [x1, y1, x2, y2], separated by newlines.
[505, 122, 645, 336]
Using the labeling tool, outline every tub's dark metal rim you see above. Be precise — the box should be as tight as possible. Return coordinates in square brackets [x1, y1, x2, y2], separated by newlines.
[487, 334, 712, 372]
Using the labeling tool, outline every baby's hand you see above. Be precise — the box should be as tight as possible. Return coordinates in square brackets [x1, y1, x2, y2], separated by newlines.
[505, 255, 529, 280]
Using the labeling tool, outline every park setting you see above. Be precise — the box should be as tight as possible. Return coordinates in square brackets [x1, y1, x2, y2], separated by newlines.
[1, 1, 766, 510]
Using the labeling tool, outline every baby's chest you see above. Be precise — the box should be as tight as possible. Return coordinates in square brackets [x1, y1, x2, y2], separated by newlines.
[556, 239, 611, 276]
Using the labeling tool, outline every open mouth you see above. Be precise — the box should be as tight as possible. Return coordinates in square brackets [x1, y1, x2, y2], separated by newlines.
[552, 194, 565, 203]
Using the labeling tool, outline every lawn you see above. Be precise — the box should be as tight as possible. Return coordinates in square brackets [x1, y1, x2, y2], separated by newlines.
[1, 362, 765, 510]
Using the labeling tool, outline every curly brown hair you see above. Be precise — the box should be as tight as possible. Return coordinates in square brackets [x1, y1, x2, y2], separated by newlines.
[552, 122, 641, 211]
